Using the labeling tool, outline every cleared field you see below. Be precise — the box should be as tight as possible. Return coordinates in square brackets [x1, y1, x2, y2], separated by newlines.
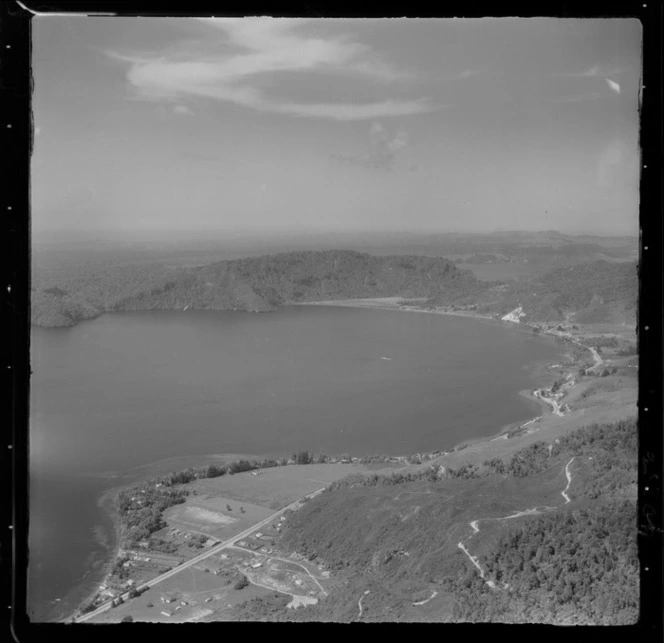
[164, 497, 273, 540]
[89, 560, 271, 623]
[179, 506, 237, 526]
[187, 463, 368, 510]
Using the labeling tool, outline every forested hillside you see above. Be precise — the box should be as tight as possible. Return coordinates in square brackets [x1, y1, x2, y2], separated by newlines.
[470, 260, 638, 323]
[31, 250, 486, 327]
[269, 418, 637, 624]
[30, 248, 638, 328]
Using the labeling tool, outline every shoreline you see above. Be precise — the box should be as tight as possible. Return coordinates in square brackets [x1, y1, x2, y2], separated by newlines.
[59, 483, 128, 623]
[63, 299, 601, 621]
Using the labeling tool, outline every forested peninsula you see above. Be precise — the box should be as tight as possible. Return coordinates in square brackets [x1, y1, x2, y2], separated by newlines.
[31, 249, 637, 328]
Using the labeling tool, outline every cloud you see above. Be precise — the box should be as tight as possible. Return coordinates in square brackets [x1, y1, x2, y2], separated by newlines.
[556, 65, 623, 78]
[331, 120, 412, 170]
[173, 104, 195, 115]
[606, 78, 621, 94]
[110, 18, 436, 121]
[559, 65, 600, 78]
[549, 64, 623, 102]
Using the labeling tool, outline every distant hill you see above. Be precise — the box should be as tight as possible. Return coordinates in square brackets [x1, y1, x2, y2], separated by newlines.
[31, 287, 103, 328]
[468, 260, 638, 323]
[30, 250, 638, 328]
[31, 250, 486, 327]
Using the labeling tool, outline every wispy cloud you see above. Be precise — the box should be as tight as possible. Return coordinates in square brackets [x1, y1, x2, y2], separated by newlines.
[110, 18, 436, 121]
[605, 79, 621, 94]
[556, 65, 623, 78]
[173, 104, 195, 115]
[331, 120, 413, 170]
[551, 64, 624, 102]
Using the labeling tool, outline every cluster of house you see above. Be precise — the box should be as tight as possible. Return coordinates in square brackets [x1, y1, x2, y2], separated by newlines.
[124, 551, 152, 564]
[159, 594, 191, 617]
[97, 583, 116, 599]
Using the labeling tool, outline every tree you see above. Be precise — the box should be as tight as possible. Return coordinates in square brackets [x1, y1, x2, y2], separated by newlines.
[234, 575, 249, 590]
[121, 615, 134, 623]
[80, 601, 97, 614]
[296, 450, 313, 465]
[240, 506, 245, 513]
[226, 504, 232, 511]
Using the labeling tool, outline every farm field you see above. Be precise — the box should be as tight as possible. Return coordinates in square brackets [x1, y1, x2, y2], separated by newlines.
[90, 560, 271, 623]
[186, 463, 381, 510]
[164, 496, 273, 540]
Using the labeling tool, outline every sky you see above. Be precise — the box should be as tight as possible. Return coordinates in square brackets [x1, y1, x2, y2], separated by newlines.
[31, 17, 642, 237]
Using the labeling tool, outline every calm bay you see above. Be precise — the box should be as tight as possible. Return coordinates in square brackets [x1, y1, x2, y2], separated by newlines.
[28, 306, 563, 621]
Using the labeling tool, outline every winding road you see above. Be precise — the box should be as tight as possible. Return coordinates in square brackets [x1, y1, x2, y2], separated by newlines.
[561, 457, 576, 504]
[457, 457, 584, 590]
[412, 590, 438, 606]
[357, 590, 370, 618]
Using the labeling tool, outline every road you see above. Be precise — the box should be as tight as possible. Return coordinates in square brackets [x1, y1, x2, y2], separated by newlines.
[561, 457, 576, 504]
[75, 487, 326, 623]
[230, 545, 328, 596]
[457, 457, 581, 590]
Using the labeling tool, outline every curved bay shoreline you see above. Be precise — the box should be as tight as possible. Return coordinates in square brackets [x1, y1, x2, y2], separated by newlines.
[62, 300, 624, 622]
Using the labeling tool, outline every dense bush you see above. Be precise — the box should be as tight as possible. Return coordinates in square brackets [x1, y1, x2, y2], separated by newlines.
[234, 575, 249, 590]
[448, 499, 638, 624]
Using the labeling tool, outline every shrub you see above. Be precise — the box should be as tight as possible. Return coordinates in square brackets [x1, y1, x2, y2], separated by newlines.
[234, 575, 249, 590]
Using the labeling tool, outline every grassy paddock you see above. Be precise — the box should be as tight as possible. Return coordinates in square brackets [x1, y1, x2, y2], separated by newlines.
[187, 463, 373, 510]
[164, 497, 273, 540]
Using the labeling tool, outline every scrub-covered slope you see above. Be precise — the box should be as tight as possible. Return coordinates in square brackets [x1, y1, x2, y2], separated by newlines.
[270, 419, 637, 624]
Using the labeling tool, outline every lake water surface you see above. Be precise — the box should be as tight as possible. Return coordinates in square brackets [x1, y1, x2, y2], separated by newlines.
[28, 306, 562, 621]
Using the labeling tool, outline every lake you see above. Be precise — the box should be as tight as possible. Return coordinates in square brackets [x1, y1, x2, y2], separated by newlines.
[28, 306, 563, 621]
